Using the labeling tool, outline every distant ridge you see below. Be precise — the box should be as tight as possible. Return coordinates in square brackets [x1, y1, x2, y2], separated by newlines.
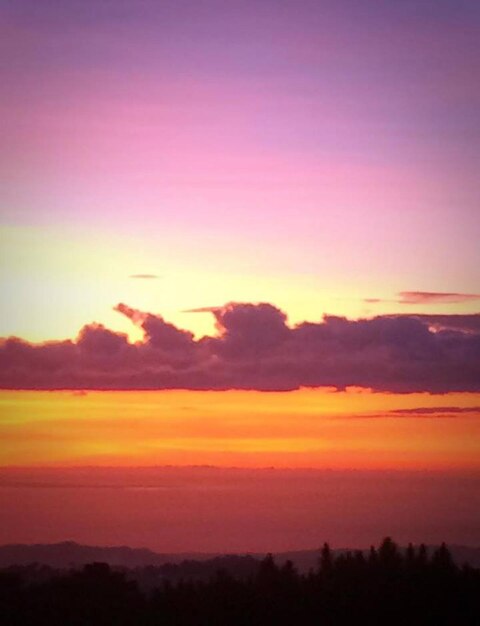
[0, 542, 208, 569]
[1, 541, 480, 571]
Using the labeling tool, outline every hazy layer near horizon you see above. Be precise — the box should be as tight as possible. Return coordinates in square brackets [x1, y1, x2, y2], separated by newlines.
[1, 466, 479, 553]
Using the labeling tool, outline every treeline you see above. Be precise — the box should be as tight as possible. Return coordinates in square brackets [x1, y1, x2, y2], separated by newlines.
[1, 554, 261, 591]
[1, 538, 480, 625]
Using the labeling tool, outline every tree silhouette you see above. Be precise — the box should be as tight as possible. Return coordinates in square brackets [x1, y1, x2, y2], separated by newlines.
[1, 539, 480, 625]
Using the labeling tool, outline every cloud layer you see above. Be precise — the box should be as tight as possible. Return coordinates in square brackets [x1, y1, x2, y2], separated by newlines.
[1, 303, 479, 393]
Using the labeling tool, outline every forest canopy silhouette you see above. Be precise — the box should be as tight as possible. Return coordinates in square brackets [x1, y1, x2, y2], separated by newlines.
[1, 538, 480, 625]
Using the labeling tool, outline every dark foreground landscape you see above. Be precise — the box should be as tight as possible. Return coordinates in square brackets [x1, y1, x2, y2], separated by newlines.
[1, 538, 480, 626]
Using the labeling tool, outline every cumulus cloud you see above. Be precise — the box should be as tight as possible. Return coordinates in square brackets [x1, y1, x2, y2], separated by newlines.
[389, 314, 480, 334]
[114, 303, 194, 353]
[1, 302, 479, 393]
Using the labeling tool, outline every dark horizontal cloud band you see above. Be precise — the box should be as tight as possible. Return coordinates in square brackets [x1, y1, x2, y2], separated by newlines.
[1, 303, 479, 393]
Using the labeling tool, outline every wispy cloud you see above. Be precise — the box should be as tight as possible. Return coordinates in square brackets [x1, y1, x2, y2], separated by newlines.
[183, 306, 222, 314]
[389, 406, 480, 416]
[398, 291, 480, 304]
[344, 406, 480, 419]
[129, 274, 160, 280]
[365, 291, 480, 306]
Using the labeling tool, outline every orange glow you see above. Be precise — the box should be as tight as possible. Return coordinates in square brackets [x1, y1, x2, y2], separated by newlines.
[1, 389, 479, 470]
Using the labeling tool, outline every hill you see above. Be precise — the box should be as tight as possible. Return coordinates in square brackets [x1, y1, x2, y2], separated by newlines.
[1, 541, 480, 571]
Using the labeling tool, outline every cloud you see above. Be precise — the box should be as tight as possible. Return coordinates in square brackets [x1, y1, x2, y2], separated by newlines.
[398, 291, 480, 304]
[129, 274, 160, 279]
[390, 314, 480, 334]
[77, 323, 129, 355]
[365, 291, 480, 305]
[209, 303, 290, 357]
[183, 306, 223, 314]
[388, 406, 480, 416]
[1, 302, 479, 393]
[343, 406, 480, 419]
[114, 303, 195, 353]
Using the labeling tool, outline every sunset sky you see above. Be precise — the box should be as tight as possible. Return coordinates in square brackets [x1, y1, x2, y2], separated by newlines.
[1, 0, 479, 551]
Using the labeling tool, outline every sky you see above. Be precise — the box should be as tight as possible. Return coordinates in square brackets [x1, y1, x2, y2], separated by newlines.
[0, 0, 479, 550]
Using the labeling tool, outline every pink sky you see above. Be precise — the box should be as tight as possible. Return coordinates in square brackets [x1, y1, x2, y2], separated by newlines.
[1, 0, 479, 341]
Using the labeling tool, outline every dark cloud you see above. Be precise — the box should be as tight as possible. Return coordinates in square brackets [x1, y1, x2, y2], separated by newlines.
[209, 303, 290, 358]
[77, 324, 128, 355]
[1, 303, 479, 393]
[389, 314, 480, 334]
[114, 303, 195, 353]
